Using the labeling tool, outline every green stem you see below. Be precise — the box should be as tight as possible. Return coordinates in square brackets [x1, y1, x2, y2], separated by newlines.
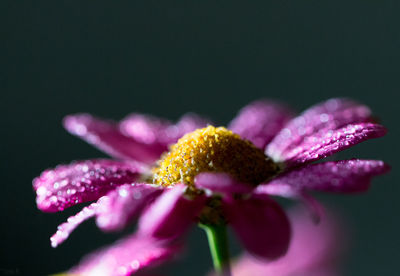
[199, 223, 231, 276]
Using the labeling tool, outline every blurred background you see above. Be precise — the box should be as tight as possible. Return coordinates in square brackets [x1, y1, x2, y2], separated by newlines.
[1, 1, 399, 275]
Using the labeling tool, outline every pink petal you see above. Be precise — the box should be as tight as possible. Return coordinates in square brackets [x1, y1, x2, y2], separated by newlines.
[50, 202, 98, 248]
[299, 192, 325, 223]
[70, 235, 182, 276]
[119, 113, 173, 146]
[173, 113, 211, 138]
[120, 112, 210, 147]
[223, 195, 291, 260]
[96, 184, 163, 232]
[283, 123, 387, 168]
[195, 173, 254, 195]
[33, 159, 142, 212]
[49, 184, 162, 247]
[266, 98, 372, 161]
[229, 206, 345, 276]
[63, 113, 164, 163]
[256, 159, 390, 195]
[228, 100, 294, 149]
[138, 185, 207, 240]
[255, 183, 326, 223]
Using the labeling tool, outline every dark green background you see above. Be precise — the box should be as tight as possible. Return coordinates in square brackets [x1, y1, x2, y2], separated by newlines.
[1, 1, 399, 275]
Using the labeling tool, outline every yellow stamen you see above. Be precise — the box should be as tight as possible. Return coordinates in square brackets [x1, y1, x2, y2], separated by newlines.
[153, 126, 278, 188]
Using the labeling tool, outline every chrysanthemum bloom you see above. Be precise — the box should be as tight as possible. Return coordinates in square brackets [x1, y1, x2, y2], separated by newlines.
[225, 206, 346, 276]
[33, 98, 389, 275]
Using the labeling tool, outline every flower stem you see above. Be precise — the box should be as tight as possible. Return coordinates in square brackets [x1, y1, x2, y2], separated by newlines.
[199, 223, 231, 276]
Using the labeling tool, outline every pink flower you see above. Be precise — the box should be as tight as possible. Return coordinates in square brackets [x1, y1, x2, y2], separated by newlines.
[33, 98, 389, 275]
[226, 206, 346, 276]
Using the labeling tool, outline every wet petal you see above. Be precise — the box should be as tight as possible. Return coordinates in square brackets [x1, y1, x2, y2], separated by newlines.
[96, 184, 163, 232]
[49, 184, 162, 247]
[33, 159, 142, 212]
[120, 112, 210, 147]
[229, 206, 345, 276]
[70, 235, 182, 276]
[63, 113, 163, 163]
[223, 195, 291, 260]
[266, 98, 372, 161]
[119, 113, 173, 146]
[256, 159, 390, 195]
[229, 100, 294, 149]
[283, 123, 387, 168]
[138, 185, 207, 240]
[50, 202, 98, 248]
[195, 172, 254, 196]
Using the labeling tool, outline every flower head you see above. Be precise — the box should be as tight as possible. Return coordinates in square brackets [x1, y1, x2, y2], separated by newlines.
[33, 98, 389, 275]
[153, 126, 278, 187]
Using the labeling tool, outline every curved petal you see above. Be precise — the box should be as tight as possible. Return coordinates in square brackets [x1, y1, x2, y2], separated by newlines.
[195, 173, 254, 196]
[266, 98, 373, 161]
[50, 202, 98, 248]
[173, 113, 211, 138]
[33, 159, 142, 212]
[138, 185, 207, 240]
[256, 159, 390, 195]
[228, 206, 345, 276]
[299, 192, 325, 224]
[223, 195, 291, 260]
[49, 184, 163, 247]
[283, 123, 387, 168]
[119, 113, 173, 146]
[96, 183, 163, 232]
[120, 112, 211, 147]
[228, 100, 294, 149]
[69, 235, 182, 276]
[63, 114, 164, 163]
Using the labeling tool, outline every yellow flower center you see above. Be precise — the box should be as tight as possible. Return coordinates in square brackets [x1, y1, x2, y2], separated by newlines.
[152, 126, 278, 188]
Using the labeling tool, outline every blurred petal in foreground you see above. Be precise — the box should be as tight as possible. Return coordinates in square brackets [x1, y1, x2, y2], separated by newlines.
[229, 206, 346, 276]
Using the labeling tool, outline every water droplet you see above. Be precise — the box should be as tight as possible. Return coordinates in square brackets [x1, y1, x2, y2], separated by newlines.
[119, 189, 128, 198]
